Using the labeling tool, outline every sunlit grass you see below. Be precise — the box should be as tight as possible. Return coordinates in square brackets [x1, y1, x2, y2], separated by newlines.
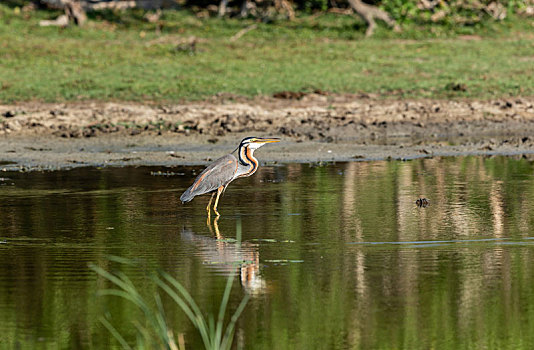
[90, 258, 249, 350]
[0, 4, 533, 102]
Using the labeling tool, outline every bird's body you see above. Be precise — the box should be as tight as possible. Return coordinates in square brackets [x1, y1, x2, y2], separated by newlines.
[179, 154, 239, 203]
[180, 137, 280, 216]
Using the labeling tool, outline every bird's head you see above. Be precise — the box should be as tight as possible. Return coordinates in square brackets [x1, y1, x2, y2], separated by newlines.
[240, 137, 280, 150]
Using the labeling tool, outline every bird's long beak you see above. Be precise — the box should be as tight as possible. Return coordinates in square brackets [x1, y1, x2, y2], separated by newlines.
[256, 137, 280, 144]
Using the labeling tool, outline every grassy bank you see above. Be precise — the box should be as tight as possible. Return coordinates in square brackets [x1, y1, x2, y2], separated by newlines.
[0, 5, 533, 102]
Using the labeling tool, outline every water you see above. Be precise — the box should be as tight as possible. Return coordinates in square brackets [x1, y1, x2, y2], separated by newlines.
[1, 156, 534, 349]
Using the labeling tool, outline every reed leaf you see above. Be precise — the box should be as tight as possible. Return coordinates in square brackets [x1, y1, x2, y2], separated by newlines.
[91, 260, 249, 350]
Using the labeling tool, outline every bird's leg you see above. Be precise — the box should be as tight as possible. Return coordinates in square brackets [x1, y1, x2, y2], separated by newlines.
[206, 193, 216, 226]
[213, 216, 222, 240]
[206, 192, 215, 215]
[213, 186, 224, 217]
[207, 216, 213, 233]
[206, 213, 222, 238]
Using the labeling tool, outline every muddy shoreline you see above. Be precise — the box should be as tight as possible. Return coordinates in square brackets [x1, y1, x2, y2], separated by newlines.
[1, 95, 534, 171]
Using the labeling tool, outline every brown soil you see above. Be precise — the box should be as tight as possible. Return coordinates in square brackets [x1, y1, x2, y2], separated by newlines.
[1, 94, 534, 171]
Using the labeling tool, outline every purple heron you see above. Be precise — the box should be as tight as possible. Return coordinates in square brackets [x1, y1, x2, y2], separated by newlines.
[180, 137, 280, 216]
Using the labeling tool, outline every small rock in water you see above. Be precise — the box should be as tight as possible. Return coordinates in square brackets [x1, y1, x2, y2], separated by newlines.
[416, 198, 430, 208]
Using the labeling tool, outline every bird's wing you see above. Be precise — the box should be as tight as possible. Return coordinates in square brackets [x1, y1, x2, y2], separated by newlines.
[180, 154, 238, 202]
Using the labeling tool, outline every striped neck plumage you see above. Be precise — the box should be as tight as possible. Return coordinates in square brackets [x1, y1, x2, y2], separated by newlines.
[238, 144, 248, 166]
[237, 144, 259, 177]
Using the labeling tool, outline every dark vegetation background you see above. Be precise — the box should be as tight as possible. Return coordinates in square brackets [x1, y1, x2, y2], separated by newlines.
[5, 0, 532, 25]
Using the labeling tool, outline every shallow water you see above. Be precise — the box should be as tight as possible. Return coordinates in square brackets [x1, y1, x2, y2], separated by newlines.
[2, 156, 534, 349]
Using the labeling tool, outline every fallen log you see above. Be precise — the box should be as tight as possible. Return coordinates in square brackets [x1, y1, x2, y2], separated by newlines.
[347, 0, 400, 36]
[39, 0, 86, 26]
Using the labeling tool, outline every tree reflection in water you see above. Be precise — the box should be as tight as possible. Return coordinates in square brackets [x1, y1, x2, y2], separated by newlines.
[1, 157, 534, 349]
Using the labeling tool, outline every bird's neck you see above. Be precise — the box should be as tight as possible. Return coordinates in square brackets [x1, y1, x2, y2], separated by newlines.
[236, 145, 259, 178]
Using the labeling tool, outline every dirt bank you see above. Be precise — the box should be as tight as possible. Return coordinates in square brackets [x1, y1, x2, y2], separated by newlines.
[1, 95, 534, 171]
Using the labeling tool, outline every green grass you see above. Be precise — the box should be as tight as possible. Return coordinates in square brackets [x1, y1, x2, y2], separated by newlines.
[90, 257, 249, 350]
[0, 5, 533, 102]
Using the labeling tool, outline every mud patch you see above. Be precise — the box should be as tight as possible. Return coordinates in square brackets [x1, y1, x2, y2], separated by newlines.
[1, 96, 534, 144]
[1, 95, 534, 170]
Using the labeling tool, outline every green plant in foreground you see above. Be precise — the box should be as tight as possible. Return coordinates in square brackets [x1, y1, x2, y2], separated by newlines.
[90, 260, 250, 350]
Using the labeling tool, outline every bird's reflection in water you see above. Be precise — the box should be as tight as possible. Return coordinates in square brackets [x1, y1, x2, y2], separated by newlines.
[180, 217, 265, 294]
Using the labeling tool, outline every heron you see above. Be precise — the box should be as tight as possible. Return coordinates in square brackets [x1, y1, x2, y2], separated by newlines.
[180, 137, 280, 216]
